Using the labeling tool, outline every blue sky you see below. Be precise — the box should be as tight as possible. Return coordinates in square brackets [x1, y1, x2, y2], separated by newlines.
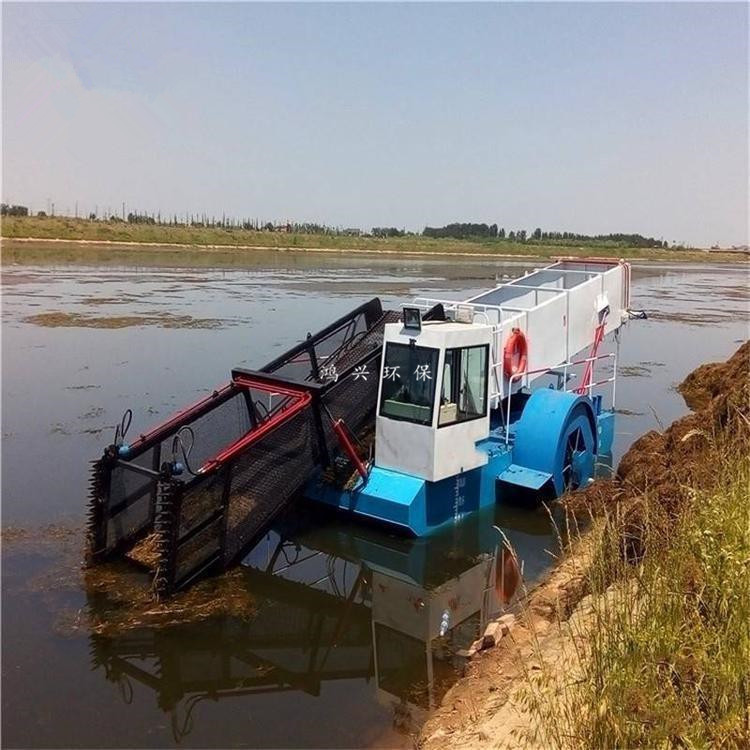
[2, 2, 748, 246]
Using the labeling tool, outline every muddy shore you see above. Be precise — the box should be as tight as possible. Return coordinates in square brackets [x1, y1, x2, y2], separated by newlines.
[418, 341, 750, 750]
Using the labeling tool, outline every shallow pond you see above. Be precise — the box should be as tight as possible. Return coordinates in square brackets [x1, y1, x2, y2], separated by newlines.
[2, 249, 747, 747]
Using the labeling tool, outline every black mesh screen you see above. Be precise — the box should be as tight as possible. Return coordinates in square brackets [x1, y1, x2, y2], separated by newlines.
[155, 310, 398, 593]
[105, 492, 152, 553]
[97, 389, 252, 558]
[136, 389, 251, 475]
[170, 391, 251, 469]
[331, 309, 399, 375]
[177, 470, 226, 537]
[103, 450, 155, 553]
[107, 450, 154, 508]
[263, 349, 314, 383]
[263, 305, 378, 382]
[223, 409, 318, 564]
[173, 514, 223, 587]
[162, 408, 319, 593]
[323, 367, 380, 435]
[90, 299, 400, 596]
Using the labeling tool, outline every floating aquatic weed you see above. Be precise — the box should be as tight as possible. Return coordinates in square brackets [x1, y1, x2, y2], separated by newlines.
[24, 311, 224, 329]
[618, 365, 652, 377]
[1, 523, 82, 553]
[4, 524, 258, 637]
[78, 296, 132, 306]
[82, 565, 258, 637]
[648, 311, 731, 326]
[79, 407, 105, 420]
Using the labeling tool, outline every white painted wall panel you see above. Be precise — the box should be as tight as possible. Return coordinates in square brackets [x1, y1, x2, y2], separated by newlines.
[602, 267, 626, 335]
[375, 417, 435, 479]
[432, 417, 489, 481]
[567, 277, 601, 358]
[525, 293, 568, 374]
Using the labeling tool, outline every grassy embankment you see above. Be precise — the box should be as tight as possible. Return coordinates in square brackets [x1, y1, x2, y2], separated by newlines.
[1, 215, 739, 262]
[519, 343, 750, 748]
[418, 344, 749, 750]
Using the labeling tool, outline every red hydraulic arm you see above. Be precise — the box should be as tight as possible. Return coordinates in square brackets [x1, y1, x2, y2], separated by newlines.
[331, 418, 369, 480]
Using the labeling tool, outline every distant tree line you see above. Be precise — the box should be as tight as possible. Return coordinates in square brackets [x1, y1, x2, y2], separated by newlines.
[5, 200, 676, 248]
[1, 203, 29, 216]
[421, 222, 667, 248]
[424, 222, 498, 239]
[372, 227, 407, 238]
[117, 212, 371, 235]
[117, 212, 347, 234]
[127, 212, 157, 225]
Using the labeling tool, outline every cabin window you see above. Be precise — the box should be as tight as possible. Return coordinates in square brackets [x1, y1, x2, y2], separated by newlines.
[438, 345, 488, 427]
[379, 343, 439, 425]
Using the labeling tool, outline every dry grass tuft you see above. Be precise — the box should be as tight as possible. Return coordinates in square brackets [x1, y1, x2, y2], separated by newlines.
[516, 342, 750, 748]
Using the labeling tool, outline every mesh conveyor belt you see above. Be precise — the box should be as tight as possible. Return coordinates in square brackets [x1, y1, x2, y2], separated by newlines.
[87, 299, 400, 596]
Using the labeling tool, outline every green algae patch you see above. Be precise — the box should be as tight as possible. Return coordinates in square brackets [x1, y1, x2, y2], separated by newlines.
[24, 311, 223, 329]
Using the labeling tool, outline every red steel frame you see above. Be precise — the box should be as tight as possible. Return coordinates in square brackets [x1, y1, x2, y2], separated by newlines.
[200, 375, 312, 473]
[124, 382, 238, 454]
[117, 376, 313, 478]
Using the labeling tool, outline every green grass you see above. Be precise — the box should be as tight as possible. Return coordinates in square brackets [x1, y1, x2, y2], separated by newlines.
[519, 441, 750, 748]
[1, 215, 738, 262]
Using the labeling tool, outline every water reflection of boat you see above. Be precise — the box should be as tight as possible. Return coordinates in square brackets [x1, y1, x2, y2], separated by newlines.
[90, 508, 552, 740]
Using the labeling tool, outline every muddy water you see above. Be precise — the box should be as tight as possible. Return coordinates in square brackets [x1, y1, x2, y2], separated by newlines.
[2, 249, 748, 748]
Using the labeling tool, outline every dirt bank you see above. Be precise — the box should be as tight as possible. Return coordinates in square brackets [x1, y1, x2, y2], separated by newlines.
[2, 234, 744, 264]
[419, 341, 750, 750]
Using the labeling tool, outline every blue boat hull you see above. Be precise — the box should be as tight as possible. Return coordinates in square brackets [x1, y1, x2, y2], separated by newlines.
[306, 393, 615, 536]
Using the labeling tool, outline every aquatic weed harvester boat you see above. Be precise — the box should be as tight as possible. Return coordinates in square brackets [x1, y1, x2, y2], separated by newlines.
[87, 258, 633, 597]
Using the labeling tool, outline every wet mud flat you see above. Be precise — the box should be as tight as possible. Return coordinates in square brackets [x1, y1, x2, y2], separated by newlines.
[419, 341, 750, 750]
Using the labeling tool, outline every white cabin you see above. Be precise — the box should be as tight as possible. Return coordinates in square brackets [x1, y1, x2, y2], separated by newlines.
[375, 320, 493, 483]
[374, 259, 631, 483]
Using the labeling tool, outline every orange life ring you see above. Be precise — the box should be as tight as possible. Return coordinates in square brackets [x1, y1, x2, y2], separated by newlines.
[503, 328, 528, 377]
[495, 541, 521, 604]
